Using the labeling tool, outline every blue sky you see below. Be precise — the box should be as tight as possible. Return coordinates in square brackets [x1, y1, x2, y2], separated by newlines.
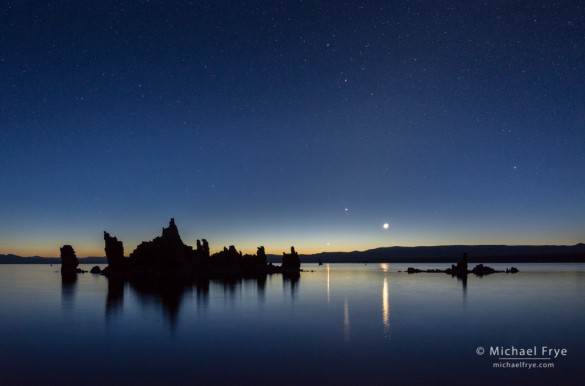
[1, 1, 584, 256]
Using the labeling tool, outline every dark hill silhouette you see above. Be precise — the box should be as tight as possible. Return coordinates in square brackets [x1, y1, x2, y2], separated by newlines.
[307, 244, 585, 264]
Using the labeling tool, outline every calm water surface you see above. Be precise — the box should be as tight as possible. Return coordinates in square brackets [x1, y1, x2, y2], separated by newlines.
[1, 263, 584, 385]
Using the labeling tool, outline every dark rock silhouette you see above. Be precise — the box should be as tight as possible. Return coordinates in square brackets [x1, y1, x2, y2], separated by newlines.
[129, 218, 198, 273]
[445, 252, 469, 277]
[282, 246, 301, 272]
[195, 239, 210, 262]
[60, 245, 84, 276]
[98, 218, 301, 279]
[90, 266, 101, 274]
[257, 246, 267, 266]
[208, 244, 287, 274]
[470, 263, 497, 276]
[60, 245, 78, 270]
[211, 245, 241, 269]
[104, 231, 125, 271]
[407, 252, 519, 276]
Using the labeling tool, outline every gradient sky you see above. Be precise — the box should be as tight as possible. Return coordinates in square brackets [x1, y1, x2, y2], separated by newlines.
[1, 1, 584, 257]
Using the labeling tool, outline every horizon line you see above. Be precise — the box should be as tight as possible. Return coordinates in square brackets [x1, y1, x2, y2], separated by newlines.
[3, 241, 584, 259]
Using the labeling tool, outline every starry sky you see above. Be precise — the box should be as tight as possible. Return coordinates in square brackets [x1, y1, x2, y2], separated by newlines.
[1, 1, 584, 257]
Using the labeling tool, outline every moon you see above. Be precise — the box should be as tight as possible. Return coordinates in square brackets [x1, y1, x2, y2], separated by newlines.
[383, 223, 389, 229]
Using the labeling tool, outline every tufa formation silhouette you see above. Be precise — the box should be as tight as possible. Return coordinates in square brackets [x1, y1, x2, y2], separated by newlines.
[103, 231, 125, 273]
[407, 252, 518, 276]
[60, 245, 86, 276]
[282, 246, 301, 272]
[98, 218, 300, 278]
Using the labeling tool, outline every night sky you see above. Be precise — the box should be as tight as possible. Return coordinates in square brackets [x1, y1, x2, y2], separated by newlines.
[1, 1, 584, 257]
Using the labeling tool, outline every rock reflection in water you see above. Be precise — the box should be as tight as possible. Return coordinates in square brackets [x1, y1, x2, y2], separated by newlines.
[129, 276, 186, 329]
[105, 274, 296, 329]
[283, 272, 300, 299]
[256, 275, 266, 302]
[106, 277, 125, 322]
[61, 273, 77, 312]
[459, 273, 467, 307]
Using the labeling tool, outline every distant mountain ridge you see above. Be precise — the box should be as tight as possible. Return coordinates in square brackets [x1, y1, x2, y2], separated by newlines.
[303, 243, 585, 263]
[0, 255, 107, 264]
[3, 244, 585, 264]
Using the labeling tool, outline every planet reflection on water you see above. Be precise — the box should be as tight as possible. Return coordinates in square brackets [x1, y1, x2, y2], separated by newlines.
[0, 264, 583, 385]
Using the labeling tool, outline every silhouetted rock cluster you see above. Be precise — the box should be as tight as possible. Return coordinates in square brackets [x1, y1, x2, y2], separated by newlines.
[98, 218, 300, 278]
[282, 246, 301, 272]
[406, 253, 519, 276]
[470, 263, 498, 275]
[407, 267, 442, 273]
[128, 218, 198, 273]
[61, 218, 300, 284]
[195, 239, 210, 262]
[208, 245, 270, 273]
[446, 252, 468, 277]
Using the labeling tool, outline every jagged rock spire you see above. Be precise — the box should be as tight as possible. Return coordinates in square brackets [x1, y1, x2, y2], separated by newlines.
[104, 231, 125, 269]
[162, 218, 183, 245]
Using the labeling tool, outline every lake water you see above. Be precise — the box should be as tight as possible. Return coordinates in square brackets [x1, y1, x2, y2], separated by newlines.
[1, 263, 584, 385]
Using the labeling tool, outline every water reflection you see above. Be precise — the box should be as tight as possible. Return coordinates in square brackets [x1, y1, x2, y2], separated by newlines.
[459, 274, 467, 307]
[194, 277, 210, 308]
[130, 276, 186, 330]
[344, 296, 350, 342]
[15, 264, 585, 385]
[106, 277, 125, 323]
[326, 264, 330, 304]
[102, 274, 296, 329]
[382, 277, 390, 339]
[283, 273, 300, 299]
[61, 273, 78, 312]
[256, 275, 266, 303]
